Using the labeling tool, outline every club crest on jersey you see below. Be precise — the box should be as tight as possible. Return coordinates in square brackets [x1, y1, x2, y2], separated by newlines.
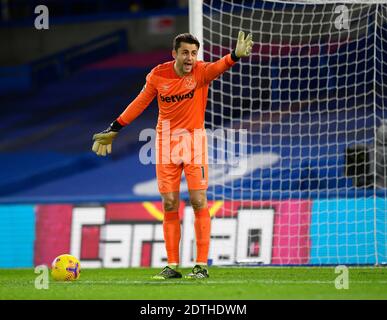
[184, 76, 196, 90]
[159, 89, 195, 103]
[161, 84, 170, 93]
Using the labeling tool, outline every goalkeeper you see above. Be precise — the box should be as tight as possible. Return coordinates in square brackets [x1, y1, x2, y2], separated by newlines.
[92, 31, 253, 279]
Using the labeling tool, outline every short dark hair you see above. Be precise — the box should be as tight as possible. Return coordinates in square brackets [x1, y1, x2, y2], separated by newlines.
[173, 33, 200, 52]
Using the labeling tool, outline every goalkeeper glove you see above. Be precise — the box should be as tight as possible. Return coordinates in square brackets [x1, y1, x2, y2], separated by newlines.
[234, 31, 254, 58]
[92, 120, 122, 156]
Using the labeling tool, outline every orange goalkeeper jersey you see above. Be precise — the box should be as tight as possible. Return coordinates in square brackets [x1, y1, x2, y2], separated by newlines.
[117, 54, 237, 134]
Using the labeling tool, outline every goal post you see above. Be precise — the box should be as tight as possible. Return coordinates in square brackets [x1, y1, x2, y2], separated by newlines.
[189, 0, 204, 60]
[189, 0, 387, 266]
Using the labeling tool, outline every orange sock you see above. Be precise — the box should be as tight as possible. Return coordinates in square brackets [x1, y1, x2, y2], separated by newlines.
[194, 207, 211, 265]
[163, 211, 181, 265]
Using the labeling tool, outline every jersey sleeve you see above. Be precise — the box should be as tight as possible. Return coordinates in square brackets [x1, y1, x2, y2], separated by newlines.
[197, 54, 237, 86]
[117, 71, 158, 126]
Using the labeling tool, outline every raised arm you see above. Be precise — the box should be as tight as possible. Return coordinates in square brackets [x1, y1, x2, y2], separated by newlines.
[203, 31, 253, 84]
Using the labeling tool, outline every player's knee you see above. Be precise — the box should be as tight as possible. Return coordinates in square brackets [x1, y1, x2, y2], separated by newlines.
[190, 194, 207, 211]
[162, 194, 179, 212]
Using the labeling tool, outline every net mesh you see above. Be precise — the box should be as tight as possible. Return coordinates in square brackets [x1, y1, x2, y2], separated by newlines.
[200, 0, 387, 265]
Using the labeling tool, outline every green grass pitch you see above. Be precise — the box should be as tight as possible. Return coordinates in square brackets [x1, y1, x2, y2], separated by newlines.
[0, 266, 386, 300]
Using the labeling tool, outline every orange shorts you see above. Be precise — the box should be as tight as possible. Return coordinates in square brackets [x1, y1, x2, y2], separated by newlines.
[156, 129, 208, 193]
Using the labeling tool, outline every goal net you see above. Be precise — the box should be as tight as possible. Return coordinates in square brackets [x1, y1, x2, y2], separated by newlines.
[189, 0, 387, 265]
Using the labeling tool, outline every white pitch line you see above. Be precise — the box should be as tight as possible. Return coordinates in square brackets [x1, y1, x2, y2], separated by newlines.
[3, 279, 387, 286]
[58, 279, 387, 285]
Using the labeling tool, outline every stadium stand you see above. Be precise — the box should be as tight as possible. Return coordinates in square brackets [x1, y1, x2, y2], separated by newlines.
[0, 0, 188, 23]
[0, 40, 164, 200]
[1, 26, 386, 203]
